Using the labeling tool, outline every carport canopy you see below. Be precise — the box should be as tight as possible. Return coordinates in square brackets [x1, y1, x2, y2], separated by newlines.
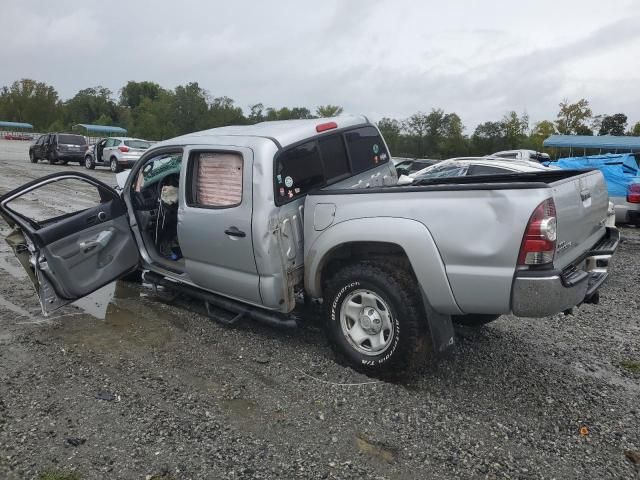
[544, 135, 640, 152]
[0, 121, 33, 130]
[73, 124, 127, 135]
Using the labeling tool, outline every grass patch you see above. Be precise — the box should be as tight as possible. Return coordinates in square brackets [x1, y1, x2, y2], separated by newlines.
[620, 359, 640, 374]
[39, 470, 80, 480]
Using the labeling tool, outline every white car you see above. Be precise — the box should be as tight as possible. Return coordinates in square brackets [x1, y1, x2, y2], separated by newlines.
[398, 157, 551, 185]
[84, 137, 153, 172]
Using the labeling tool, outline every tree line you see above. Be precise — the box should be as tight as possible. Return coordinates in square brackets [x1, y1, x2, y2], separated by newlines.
[1, 78, 639, 158]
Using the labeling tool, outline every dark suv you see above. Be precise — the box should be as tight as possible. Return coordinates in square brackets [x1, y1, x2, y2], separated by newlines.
[29, 133, 88, 165]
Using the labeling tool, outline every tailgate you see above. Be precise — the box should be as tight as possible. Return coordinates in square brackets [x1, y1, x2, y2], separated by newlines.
[552, 170, 609, 269]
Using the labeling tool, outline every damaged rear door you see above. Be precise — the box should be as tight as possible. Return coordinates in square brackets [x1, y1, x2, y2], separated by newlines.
[0, 172, 139, 315]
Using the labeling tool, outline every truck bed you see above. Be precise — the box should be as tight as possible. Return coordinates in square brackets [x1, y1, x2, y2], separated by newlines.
[305, 168, 610, 316]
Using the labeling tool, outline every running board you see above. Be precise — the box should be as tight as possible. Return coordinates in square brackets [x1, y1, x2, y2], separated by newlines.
[143, 271, 298, 329]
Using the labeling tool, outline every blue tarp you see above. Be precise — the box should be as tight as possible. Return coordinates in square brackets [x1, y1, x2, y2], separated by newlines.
[545, 154, 640, 197]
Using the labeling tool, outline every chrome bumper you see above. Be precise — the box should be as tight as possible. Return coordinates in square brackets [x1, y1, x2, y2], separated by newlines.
[511, 227, 619, 318]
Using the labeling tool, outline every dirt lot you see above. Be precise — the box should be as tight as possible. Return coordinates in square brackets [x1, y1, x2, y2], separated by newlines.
[0, 139, 638, 480]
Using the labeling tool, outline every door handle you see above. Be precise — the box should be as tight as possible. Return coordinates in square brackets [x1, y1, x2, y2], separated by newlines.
[224, 226, 246, 238]
[79, 229, 114, 253]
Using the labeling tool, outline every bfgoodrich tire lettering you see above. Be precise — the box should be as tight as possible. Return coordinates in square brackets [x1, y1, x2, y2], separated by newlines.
[324, 262, 431, 372]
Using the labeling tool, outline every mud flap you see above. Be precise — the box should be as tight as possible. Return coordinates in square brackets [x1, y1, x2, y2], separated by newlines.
[421, 291, 455, 354]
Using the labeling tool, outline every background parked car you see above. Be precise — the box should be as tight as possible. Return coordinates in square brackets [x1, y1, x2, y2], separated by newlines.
[29, 133, 88, 164]
[402, 157, 551, 184]
[394, 158, 441, 176]
[84, 137, 153, 172]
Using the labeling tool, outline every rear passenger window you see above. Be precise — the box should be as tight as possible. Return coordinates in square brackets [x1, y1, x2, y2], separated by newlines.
[345, 126, 389, 173]
[189, 152, 243, 207]
[318, 135, 350, 181]
[275, 141, 324, 203]
[468, 165, 511, 176]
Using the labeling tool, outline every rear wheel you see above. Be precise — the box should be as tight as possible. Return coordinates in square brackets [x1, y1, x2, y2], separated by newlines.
[85, 156, 95, 169]
[323, 261, 430, 373]
[110, 157, 121, 173]
[29, 151, 37, 163]
[452, 314, 501, 327]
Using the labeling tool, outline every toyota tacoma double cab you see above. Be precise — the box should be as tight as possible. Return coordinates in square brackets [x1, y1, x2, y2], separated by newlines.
[1, 116, 619, 372]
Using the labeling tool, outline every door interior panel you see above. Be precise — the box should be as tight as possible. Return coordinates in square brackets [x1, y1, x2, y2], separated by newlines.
[40, 215, 138, 299]
[34, 199, 127, 246]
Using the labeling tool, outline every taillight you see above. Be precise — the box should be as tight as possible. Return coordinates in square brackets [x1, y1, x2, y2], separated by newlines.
[627, 183, 640, 203]
[316, 122, 337, 133]
[518, 198, 557, 266]
[118, 145, 130, 152]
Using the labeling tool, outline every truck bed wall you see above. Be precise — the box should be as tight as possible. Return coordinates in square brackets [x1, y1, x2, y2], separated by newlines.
[306, 186, 551, 314]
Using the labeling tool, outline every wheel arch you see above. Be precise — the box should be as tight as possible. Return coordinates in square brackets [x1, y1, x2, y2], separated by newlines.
[305, 217, 462, 315]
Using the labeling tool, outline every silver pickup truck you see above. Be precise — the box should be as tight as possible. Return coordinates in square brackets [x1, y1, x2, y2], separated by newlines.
[0, 115, 619, 372]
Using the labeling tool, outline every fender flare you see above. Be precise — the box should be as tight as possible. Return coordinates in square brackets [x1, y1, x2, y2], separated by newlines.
[305, 217, 462, 315]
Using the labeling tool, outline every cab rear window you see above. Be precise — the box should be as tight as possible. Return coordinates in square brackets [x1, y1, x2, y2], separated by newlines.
[275, 141, 324, 202]
[274, 125, 389, 205]
[345, 126, 389, 173]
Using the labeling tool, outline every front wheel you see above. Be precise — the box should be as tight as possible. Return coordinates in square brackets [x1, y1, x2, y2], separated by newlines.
[29, 151, 37, 163]
[323, 262, 430, 373]
[110, 157, 121, 173]
[84, 156, 95, 169]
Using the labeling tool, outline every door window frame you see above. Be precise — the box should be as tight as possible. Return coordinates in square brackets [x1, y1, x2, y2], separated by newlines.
[185, 149, 245, 210]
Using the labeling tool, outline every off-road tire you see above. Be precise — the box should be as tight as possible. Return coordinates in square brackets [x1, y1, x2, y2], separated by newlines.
[84, 155, 95, 169]
[323, 261, 430, 373]
[452, 314, 501, 327]
[110, 157, 121, 173]
[29, 151, 37, 163]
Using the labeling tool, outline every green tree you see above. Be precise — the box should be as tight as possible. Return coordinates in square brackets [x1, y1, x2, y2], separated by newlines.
[377, 117, 401, 153]
[472, 121, 504, 155]
[440, 113, 466, 157]
[64, 86, 118, 126]
[248, 103, 265, 123]
[631, 122, 640, 136]
[131, 92, 177, 140]
[208, 96, 245, 127]
[171, 82, 209, 135]
[119, 81, 162, 109]
[0, 79, 62, 130]
[501, 111, 529, 149]
[598, 113, 627, 136]
[316, 105, 343, 117]
[530, 120, 556, 151]
[555, 98, 592, 135]
[403, 112, 430, 157]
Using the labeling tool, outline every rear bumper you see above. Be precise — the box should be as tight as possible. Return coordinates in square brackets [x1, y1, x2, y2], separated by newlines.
[612, 197, 640, 224]
[511, 227, 619, 317]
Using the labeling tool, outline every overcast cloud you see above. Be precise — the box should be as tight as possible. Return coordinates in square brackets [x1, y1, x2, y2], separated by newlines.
[1, 0, 639, 129]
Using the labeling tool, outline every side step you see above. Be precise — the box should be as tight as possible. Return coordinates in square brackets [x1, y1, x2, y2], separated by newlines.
[143, 271, 297, 329]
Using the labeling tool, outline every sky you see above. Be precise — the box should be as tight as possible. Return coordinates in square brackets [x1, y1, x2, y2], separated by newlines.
[1, 0, 640, 130]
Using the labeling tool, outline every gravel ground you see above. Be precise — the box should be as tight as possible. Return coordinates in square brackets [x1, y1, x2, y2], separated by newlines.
[0, 139, 638, 479]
